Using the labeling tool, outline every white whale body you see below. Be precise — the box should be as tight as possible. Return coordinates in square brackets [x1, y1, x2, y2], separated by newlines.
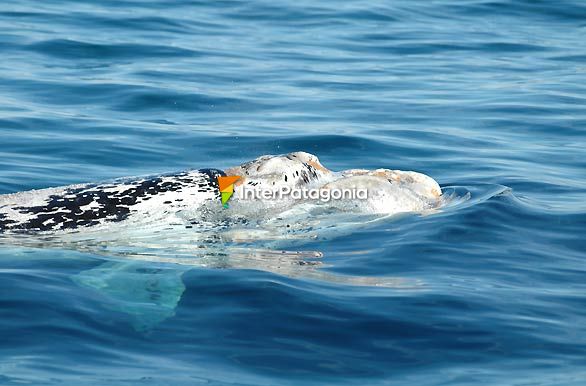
[0, 152, 442, 330]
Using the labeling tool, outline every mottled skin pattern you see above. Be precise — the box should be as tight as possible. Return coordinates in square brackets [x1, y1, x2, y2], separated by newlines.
[226, 151, 331, 192]
[0, 169, 224, 232]
[0, 213, 13, 230]
[0, 152, 333, 234]
[0, 151, 442, 234]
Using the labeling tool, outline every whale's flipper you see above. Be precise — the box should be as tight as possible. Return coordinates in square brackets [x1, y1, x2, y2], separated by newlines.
[68, 247, 415, 331]
[72, 261, 189, 332]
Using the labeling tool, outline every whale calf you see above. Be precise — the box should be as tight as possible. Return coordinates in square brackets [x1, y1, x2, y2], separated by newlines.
[0, 151, 441, 234]
[0, 152, 442, 330]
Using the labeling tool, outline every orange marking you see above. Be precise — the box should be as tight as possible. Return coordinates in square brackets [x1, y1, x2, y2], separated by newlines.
[308, 160, 330, 173]
[217, 176, 241, 192]
[234, 177, 245, 187]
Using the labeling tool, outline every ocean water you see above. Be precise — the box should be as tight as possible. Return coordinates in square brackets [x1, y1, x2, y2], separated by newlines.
[1, 0, 585, 384]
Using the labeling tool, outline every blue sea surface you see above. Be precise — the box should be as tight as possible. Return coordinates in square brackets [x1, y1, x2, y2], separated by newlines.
[1, 0, 585, 384]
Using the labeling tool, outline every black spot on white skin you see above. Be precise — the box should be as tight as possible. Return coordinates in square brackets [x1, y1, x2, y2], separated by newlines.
[1, 169, 225, 232]
[0, 213, 17, 230]
[198, 169, 225, 189]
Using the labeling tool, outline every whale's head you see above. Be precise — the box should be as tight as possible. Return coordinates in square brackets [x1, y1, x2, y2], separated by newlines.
[224, 152, 441, 215]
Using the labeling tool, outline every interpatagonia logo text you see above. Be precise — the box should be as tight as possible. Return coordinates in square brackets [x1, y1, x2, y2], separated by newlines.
[239, 186, 368, 202]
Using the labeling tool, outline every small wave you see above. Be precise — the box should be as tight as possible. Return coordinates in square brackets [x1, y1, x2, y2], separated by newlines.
[439, 183, 510, 212]
[27, 38, 196, 60]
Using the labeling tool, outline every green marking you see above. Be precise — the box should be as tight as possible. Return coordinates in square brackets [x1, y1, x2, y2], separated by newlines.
[221, 191, 232, 207]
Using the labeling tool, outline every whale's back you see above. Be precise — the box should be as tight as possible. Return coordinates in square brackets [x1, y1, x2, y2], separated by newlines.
[0, 170, 221, 233]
